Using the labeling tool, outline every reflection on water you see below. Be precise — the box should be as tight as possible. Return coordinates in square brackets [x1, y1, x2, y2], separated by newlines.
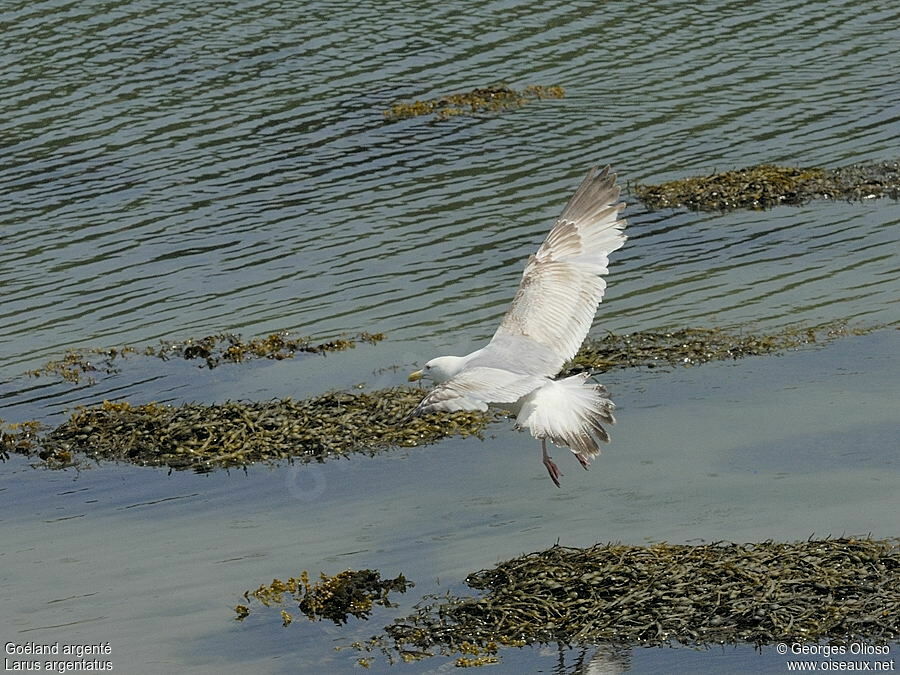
[1, 0, 898, 672]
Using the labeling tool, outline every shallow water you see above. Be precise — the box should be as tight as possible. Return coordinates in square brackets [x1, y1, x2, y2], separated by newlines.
[1, 0, 898, 672]
[2, 332, 897, 673]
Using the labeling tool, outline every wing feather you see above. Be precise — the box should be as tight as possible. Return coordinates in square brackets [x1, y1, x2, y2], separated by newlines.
[411, 368, 546, 415]
[489, 166, 627, 375]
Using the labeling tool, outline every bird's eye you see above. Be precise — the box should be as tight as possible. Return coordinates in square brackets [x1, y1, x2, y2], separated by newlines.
[424, 364, 431, 370]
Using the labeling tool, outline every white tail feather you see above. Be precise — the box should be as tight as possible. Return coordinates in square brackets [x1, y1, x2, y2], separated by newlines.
[516, 373, 616, 462]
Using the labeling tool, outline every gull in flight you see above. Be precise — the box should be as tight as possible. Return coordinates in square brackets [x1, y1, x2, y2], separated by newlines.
[407, 166, 628, 486]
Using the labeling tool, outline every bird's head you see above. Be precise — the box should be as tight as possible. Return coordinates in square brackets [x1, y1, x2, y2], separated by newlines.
[408, 355, 465, 384]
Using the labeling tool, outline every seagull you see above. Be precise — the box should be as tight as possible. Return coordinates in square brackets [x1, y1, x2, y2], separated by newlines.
[407, 166, 628, 486]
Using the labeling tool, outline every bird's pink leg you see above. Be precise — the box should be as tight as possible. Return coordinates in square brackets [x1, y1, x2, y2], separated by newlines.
[542, 439, 562, 488]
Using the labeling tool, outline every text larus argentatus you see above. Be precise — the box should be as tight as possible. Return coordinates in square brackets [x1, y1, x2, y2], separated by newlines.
[408, 166, 627, 487]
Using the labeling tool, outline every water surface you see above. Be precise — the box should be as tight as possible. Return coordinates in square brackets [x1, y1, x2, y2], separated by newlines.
[1, 0, 898, 672]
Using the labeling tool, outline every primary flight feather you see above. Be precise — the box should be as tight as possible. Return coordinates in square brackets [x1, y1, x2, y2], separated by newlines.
[408, 166, 627, 486]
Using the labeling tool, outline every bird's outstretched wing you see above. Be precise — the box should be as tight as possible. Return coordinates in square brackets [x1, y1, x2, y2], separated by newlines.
[482, 165, 627, 376]
[410, 368, 546, 415]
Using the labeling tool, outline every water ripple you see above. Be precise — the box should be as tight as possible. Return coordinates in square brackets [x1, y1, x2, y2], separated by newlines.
[1, 0, 897, 387]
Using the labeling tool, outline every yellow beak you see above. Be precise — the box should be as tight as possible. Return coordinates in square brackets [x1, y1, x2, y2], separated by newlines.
[408, 369, 423, 382]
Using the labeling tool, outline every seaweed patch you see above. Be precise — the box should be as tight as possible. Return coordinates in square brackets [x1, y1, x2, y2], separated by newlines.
[353, 538, 898, 666]
[236, 569, 413, 626]
[384, 85, 565, 122]
[26, 392, 492, 471]
[634, 160, 900, 211]
[563, 321, 870, 375]
[1, 322, 884, 471]
[25, 331, 386, 384]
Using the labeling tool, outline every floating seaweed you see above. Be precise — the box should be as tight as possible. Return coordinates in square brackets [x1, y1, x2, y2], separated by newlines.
[1, 322, 884, 471]
[24, 350, 117, 385]
[237, 569, 413, 626]
[0, 419, 48, 465]
[356, 538, 899, 666]
[825, 160, 900, 201]
[563, 322, 868, 375]
[634, 160, 900, 211]
[25, 331, 386, 384]
[31, 392, 492, 471]
[152, 331, 386, 367]
[383, 85, 565, 122]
